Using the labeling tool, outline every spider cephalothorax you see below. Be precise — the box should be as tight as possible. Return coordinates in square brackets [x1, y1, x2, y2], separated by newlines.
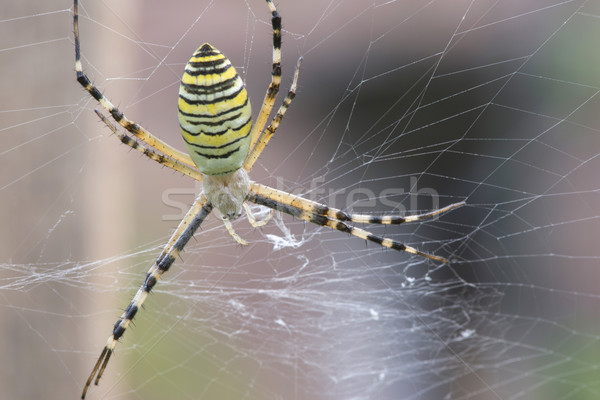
[202, 169, 250, 219]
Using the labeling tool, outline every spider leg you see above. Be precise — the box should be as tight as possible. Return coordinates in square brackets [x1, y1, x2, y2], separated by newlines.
[249, 183, 464, 225]
[243, 203, 274, 228]
[95, 110, 203, 182]
[81, 196, 213, 399]
[343, 201, 466, 224]
[219, 204, 274, 246]
[222, 217, 249, 246]
[248, 183, 462, 263]
[244, 57, 302, 171]
[246, 0, 283, 154]
[73, 0, 195, 168]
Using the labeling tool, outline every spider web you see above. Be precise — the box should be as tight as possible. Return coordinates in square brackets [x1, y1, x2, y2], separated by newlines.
[2, 0, 600, 399]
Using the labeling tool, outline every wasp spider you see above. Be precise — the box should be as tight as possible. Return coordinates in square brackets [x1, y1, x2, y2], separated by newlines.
[74, 0, 464, 397]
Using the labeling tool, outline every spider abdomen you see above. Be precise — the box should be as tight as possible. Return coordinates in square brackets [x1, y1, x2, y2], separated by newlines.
[178, 43, 252, 176]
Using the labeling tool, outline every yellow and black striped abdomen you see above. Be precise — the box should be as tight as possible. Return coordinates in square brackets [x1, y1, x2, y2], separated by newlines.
[178, 43, 252, 176]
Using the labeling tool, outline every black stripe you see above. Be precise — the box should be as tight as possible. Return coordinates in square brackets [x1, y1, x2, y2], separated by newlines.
[193, 146, 241, 160]
[182, 129, 250, 149]
[335, 210, 350, 221]
[185, 63, 230, 77]
[143, 273, 157, 293]
[367, 234, 383, 246]
[123, 303, 138, 321]
[110, 108, 123, 123]
[367, 216, 406, 224]
[310, 204, 329, 218]
[179, 84, 244, 106]
[198, 43, 215, 53]
[157, 254, 176, 272]
[390, 242, 407, 251]
[181, 75, 238, 96]
[334, 221, 351, 233]
[180, 124, 227, 137]
[173, 203, 214, 252]
[113, 320, 125, 340]
[193, 51, 220, 59]
[183, 111, 242, 127]
[212, 167, 238, 175]
[78, 73, 104, 102]
[188, 58, 227, 68]
[248, 193, 302, 217]
[365, 233, 406, 251]
[179, 97, 249, 119]
[307, 213, 328, 226]
[119, 135, 137, 148]
[272, 11, 282, 50]
[181, 115, 251, 137]
[198, 43, 218, 53]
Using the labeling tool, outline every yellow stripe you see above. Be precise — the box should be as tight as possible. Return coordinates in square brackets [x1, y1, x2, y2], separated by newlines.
[181, 66, 237, 85]
[188, 53, 225, 63]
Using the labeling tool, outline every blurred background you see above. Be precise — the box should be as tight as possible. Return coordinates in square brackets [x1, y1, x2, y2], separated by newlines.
[2, 0, 600, 399]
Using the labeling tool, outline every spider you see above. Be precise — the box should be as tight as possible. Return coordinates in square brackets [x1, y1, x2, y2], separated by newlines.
[74, 0, 464, 398]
